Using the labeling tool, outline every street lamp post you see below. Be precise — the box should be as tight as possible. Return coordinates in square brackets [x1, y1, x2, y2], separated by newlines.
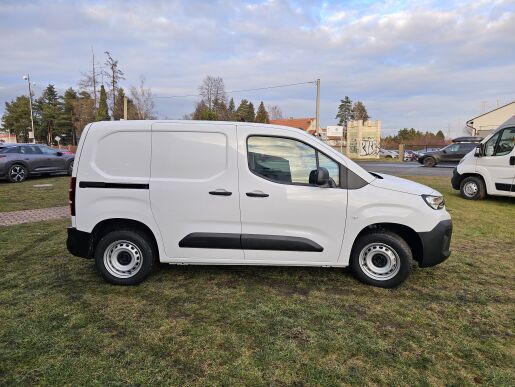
[22, 74, 35, 143]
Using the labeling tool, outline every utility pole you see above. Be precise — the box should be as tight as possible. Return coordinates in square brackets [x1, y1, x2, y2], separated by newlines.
[123, 96, 128, 120]
[22, 74, 35, 143]
[315, 79, 320, 136]
[92, 47, 97, 107]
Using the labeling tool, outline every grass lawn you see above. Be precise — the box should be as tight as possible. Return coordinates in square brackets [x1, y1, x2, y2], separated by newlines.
[1, 176, 514, 385]
[0, 175, 69, 212]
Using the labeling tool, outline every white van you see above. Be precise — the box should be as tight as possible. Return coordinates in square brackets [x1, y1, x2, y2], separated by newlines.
[452, 117, 515, 199]
[67, 121, 452, 288]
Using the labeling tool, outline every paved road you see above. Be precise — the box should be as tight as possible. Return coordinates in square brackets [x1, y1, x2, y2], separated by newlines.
[357, 161, 455, 177]
[0, 206, 68, 226]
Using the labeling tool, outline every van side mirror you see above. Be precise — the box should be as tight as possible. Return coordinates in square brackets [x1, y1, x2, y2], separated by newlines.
[315, 167, 330, 186]
[474, 145, 482, 157]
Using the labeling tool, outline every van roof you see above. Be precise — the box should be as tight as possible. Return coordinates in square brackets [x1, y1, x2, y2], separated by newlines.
[89, 120, 315, 129]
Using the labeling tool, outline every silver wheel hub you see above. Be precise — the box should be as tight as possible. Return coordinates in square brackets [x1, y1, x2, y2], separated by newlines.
[103, 240, 143, 278]
[464, 182, 478, 196]
[9, 166, 26, 182]
[359, 243, 401, 281]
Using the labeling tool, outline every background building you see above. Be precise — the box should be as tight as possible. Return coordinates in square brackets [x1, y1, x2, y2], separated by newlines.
[466, 101, 515, 137]
[345, 120, 381, 159]
[270, 117, 316, 134]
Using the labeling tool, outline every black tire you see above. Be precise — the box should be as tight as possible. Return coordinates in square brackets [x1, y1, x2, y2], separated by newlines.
[460, 176, 486, 200]
[350, 230, 412, 288]
[423, 157, 436, 167]
[94, 229, 156, 285]
[67, 160, 74, 176]
[7, 164, 28, 183]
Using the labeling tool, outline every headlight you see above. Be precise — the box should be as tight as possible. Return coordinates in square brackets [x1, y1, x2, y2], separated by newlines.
[422, 194, 445, 210]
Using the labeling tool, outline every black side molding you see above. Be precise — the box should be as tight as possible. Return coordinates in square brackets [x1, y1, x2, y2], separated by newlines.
[495, 183, 513, 192]
[79, 181, 149, 189]
[178, 233, 241, 249]
[241, 234, 323, 252]
[179, 233, 323, 252]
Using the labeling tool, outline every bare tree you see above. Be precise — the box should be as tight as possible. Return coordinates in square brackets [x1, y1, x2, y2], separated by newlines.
[267, 104, 283, 120]
[79, 47, 101, 107]
[198, 76, 226, 110]
[104, 51, 125, 115]
[129, 76, 156, 120]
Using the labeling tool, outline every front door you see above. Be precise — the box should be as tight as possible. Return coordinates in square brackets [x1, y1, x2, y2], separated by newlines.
[40, 146, 67, 171]
[149, 122, 243, 261]
[237, 126, 348, 264]
[478, 127, 515, 196]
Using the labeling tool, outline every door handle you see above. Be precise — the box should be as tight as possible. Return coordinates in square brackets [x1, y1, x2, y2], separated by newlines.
[209, 189, 232, 196]
[246, 190, 269, 198]
[510, 156, 515, 166]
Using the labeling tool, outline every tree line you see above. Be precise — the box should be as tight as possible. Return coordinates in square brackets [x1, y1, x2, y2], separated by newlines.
[382, 128, 446, 149]
[2, 51, 155, 145]
[188, 76, 283, 123]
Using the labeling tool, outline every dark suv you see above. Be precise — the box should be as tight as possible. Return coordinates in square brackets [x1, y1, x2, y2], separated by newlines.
[0, 144, 74, 183]
[417, 139, 481, 167]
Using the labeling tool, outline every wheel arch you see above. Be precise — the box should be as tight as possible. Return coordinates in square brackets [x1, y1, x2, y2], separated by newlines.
[352, 222, 423, 264]
[91, 218, 159, 260]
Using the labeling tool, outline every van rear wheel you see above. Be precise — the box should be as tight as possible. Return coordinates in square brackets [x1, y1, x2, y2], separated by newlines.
[350, 231, 412, 288]
[94, 229, 156, 285]
[460, 176, 486, 200]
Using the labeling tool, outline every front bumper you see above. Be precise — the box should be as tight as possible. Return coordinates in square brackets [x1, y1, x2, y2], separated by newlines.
[451, 168, 461, 190]
[417, 219, 453, 267]
[67, 227, 93, 258]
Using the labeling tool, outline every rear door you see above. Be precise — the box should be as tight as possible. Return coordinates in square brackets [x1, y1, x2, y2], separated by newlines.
[149, 122, 243, 261]
[237, 125, 347, 264]
[478, 127, 515, 196]
[19, 145, 47, 172]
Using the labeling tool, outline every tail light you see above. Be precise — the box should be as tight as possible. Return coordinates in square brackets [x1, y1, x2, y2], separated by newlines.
[69, 177, 76, 216]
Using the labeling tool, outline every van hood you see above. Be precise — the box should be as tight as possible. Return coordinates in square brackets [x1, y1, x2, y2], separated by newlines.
[369, 173, 436, 195]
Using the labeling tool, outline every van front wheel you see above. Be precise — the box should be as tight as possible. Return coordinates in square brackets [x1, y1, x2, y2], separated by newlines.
[460, 176, 486, 200]
[94, 229, 156, 285]
[350, 231, 412, 288]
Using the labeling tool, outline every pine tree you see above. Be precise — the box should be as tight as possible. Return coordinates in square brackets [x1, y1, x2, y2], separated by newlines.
[248, 102, 255, 122]
[352, 101, 369, 123]
[335, 96, 353, 127]
[213, 97, 229, 120]
[254, 101, 270, 123]
[63, 88, 78, 144]
[436, 130, 445, 141]
[236, 99, 255, 122]
[228, 97, 236, 120]
[96, 85, 110, 121]
[1, 96, 33, 142]
[36, 84, 68, 144]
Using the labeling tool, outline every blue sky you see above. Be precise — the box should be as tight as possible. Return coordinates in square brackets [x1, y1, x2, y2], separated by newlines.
[1, 0, 514, 136]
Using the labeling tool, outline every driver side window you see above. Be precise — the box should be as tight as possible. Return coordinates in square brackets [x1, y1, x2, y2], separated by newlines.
[495, 128, 515, 156]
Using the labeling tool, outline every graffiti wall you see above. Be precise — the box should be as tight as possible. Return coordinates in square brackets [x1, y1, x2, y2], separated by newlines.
[345, 120, 381, 159]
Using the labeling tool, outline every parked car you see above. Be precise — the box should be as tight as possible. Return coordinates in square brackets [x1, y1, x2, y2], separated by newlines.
[0, 144, 74, 182]
[452, 117, 515, 199]
[379, 149, 399, 158]
[67, 120, 452, 288]
[417, 141, 480, 167]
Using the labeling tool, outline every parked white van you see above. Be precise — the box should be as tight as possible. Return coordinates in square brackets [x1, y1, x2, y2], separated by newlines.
[67, 121, 452, 288]
[452, 116, 515, 200]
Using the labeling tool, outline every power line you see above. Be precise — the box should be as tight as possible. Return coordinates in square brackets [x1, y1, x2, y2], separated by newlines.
[154, 80, 316, 99]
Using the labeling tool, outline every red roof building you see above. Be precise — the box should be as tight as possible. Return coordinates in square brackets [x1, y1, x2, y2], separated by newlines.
[270, 117, 316, 134]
